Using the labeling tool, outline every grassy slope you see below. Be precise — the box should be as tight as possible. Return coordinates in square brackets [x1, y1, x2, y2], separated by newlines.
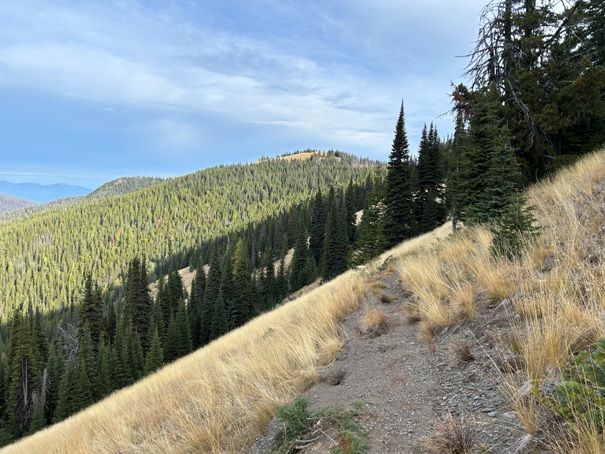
[2, 226, 450, 454]
[394, 148, 605, 452]
[5, 149, 605, 453]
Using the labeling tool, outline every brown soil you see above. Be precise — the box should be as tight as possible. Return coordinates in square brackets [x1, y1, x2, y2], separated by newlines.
[247, 267, 539, 454]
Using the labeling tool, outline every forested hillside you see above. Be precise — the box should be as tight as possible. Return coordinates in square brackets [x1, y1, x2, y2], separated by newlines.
[0, 151, 384, 443]
[0, 195, 36, 214]
[0, 152, 377, 322]
[0, 176, 164, 222]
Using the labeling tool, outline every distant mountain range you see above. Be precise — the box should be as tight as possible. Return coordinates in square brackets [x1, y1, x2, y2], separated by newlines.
[0, 180, 92, 203]
[0, 193, 38, 213]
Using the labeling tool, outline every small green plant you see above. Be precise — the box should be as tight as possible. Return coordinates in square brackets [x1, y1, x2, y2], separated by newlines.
[534, 338, 605, 429]
[273, 397, 368, 454]
[490, 194, 540, 260]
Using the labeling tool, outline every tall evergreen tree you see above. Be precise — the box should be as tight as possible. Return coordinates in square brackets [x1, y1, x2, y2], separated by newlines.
[112, 318, 132, 390]
[384, 101, 415, 246]
[353, 175, 388, 265]
[77, 273, 104, 346]
[459, 85, 520, 224]
[275, 256, 288, 302]
[45, 336, 63, 422]
[321, 192, 349, 280]
[289, 218, 310, 292]
[53, 357, 76, 424]
[6, 312, 43, 437]
[144, 328, 164, 375]
[446, 111, 469, 233]
[345, 179, 358, 245]
[210, 289, 229, 341]
[96, 335, 113, 399]
[309, 188, 327, 265]
[72, 328, 94, 414]
[231, 239, 253, 326]
[124, 257, 153, 350]
[188, 264, 206, 349]
[415, 123, 445, 233]
[202, 251, 222, 345]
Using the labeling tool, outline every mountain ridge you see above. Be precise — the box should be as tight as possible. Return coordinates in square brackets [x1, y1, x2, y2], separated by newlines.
[0, 180, 91, 203]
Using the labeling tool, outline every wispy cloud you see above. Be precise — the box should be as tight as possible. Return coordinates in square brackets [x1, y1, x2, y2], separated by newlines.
[0, 0, 486, 167]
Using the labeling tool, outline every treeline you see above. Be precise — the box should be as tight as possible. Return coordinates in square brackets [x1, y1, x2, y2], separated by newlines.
[0, 175, 378, 444]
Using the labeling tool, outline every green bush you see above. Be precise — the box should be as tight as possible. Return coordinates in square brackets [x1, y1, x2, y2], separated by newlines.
[490, 194, 540, 260]
[273, 397, 368, 454]
[535, 338, 605, 429]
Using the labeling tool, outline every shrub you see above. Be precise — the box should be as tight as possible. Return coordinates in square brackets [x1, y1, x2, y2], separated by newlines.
[534, 338, 605, 430]
[273, 397, 368, 454]
[490, 194, 540, 260]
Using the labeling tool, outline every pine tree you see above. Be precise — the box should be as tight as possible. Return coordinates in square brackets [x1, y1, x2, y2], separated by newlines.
[45, 335, 64, 421]
[260, 247, 276, 311]
[166, 270, 185, 315]
[72, 329, 94, 414]
[189, 264, 206, 349]
[309, 189, 326, 265]
[384, 101, 415, 246]
[96, 336, 113, 398]
[460, 84, 520, 224]
[156, 275, 171, 335]
[164, 300, 192, 362]
[490, 193, 539, 259]
[124, 257, 153, 350]
[353, 183, 388, 265]
[289, 218, 310, 292]
[232, 239, 253, 327]
[210, 289, 229, 341]
[144, 328, 164, 375]
[321, 192, 349, 280]
[112, 318, 132, 390]
[415, 123, 445, 234]
[447, 111, 469, 233]
[53, 357, 76, 423]
[345, 179, 358, 244]
[77, 273, 104, 346]
[27, 398, 46, 435]
[202, 251, 222, 345]
[6, 311, 42, 436]
[275, 256, 288, 301]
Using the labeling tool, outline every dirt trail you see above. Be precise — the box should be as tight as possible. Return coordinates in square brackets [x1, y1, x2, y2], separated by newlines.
[248, 267, 535, 453]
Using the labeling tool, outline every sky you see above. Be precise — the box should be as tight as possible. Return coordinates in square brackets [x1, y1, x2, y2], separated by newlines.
[0, 0, 487, 189]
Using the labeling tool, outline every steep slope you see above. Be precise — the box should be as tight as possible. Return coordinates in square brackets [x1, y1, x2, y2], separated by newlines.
[0, 194, 36, 213]
[7, 149, 604, 453]
[0, 152, 378, 322]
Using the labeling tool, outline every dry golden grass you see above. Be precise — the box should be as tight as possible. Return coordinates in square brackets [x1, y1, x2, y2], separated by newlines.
[8, 150, 605, 453]
[4, 271, 363, 454]
[360, 308, 390, 336]
[391, 149, 605, 450]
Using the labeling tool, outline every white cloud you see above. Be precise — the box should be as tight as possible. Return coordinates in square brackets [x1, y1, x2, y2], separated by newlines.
[0, 0, 486, 156]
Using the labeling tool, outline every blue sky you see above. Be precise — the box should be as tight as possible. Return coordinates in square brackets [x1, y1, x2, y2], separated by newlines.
[0, 0, 486, 189]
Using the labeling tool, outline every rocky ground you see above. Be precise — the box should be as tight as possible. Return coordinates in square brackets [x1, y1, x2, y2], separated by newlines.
[246, 266, 545, 454]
